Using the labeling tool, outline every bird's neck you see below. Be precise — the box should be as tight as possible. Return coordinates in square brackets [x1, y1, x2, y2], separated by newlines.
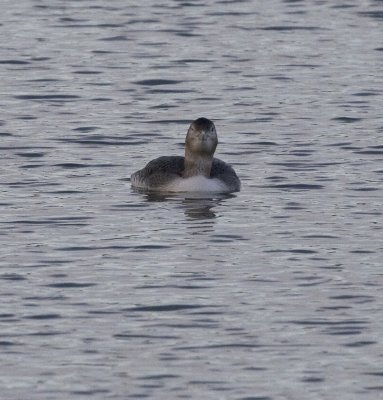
[183, 150, 213, 178]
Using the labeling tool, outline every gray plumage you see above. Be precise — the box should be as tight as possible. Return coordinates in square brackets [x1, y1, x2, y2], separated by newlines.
[130, 117, 241, 193]
[131, 156, 241, 192]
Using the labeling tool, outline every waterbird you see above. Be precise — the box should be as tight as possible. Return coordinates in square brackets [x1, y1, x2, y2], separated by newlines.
[131, 117, 241, 193]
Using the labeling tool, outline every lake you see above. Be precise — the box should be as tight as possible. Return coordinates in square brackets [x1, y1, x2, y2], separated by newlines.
[1, 0, 383, 399]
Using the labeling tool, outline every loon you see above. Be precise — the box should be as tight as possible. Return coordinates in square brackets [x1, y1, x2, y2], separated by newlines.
[131, 118, 241, 193]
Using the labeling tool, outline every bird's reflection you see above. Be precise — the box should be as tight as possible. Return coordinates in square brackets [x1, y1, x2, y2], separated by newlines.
[183, 199, 217, 220]
[138, 189, 236, 221]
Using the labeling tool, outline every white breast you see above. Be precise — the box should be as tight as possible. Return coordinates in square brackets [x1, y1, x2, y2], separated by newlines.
[164, 176, 228, 192]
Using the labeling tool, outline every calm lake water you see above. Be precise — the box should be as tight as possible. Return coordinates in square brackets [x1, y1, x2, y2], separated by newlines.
[1, 0, 383, 399]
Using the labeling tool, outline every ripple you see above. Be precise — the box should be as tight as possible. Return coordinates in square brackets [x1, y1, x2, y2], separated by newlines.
[353, 91, 380, 97]
[53, 163, 117, 169]
[16, 152, 46, 158]
[238, 397, 272, 400]
[73, 70, 102, 75]
[264, 183, 324, 190]
[265, 249, 317, 254]
[72, 126, 99, 133]
[133, 79, 183, 85]
[100, 35, 130, 41]
[287, 318, 369, 336]
[15, 94, 81, 101]
[138, 374, 180, 380]
[0, 274, 26, 281]
[45, 283, 97, 288]
[0, 59, 30, 65]
[70, 389, 110, 396]
[125, 304, 209, 312]
[358, 11, 383, 20]
[260, 26, 323, 31]
[25, 314, 61, 320]
[0, 341, 20, 347]
[344, 341, 376, 347]
[114, 333, 178, 340]
[55, 135, 144, 146]
[332, 117, 362, 123]
[4, 216, 91, 226]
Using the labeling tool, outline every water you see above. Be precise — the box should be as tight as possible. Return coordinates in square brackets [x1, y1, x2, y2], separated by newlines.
[1, 0, 383, 399]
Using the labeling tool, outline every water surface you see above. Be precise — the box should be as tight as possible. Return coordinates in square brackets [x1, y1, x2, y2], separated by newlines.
[1, 0, 383, 399]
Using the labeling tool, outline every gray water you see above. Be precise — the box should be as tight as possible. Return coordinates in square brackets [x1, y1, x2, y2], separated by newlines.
[1, 0, 383, 399]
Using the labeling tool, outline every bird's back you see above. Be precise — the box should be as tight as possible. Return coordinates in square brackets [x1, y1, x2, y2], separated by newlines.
[131, 156, 240, 192]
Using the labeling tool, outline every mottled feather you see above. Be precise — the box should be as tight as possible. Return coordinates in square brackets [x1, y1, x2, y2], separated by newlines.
[131, 156, 240, 192]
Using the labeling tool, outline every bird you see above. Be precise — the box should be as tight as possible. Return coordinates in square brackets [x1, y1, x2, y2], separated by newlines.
[131, 117, 240, 193]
